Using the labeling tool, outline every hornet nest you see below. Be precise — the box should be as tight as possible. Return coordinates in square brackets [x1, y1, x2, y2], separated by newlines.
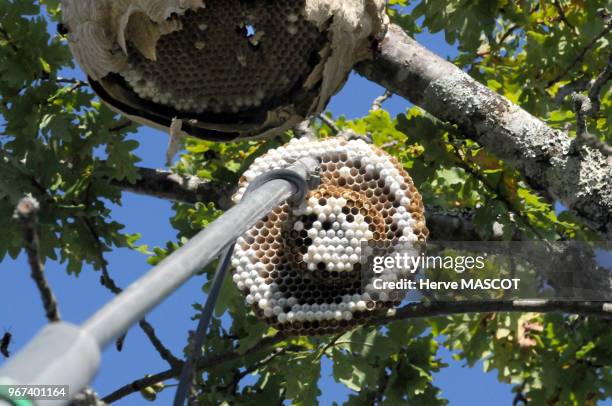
[232, 138, 428, 335]
[62, 0, 388, 141]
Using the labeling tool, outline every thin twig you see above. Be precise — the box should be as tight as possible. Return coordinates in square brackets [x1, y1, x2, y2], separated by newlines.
[224, 347, 287, 393]
[115, 334, 127, 353]
[99, 263, 181, 368]
[367, 366, 389, 405]
[548, 17, 612, 87]
[371, 90, 392, 111]
[81, 217, 127, 350]
[102, 332, 287, 403]
[56, 77, 85, 85]
[443, 128, 547, 239]
[102, 368, 179, 404]
[237, 347, 286, 380]
[1, 331, 11, 358]
[82, 217, 180, 368]
[318, 113, 340, 134]
[571, 93, 612, 156]
[47, 80, 88, 103]
[554, 76, 590, 105]
[14, 196, 61, 322]
[0, 25, 18, 53]
[588, 53, 612, 114]
[513, 382, 528, 406]
[139, 319, 181, 368]
[553, 0, 576, 33]
[315, 330, 349, 360]
[497, 24, 520, 48]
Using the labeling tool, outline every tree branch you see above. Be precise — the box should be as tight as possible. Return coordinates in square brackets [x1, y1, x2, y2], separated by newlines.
[356, 24, 612, 238]
[571, 93, 612, 156]
[110, 167, 235, 210]
[102, 333, 288, 403]
[98, 259, 180, 368]
[224, 347, 287, 393]
[552, 0, 576, 33]
[112, 166, 489, 241]
[554, 76, 590, 105]
[138, 319, 181, 368]
[371, 90, 393, 111]
[588, 52, 612, 114]
[547, 15, 611, 87]
[102, 368, 178, 404]
[496, 24, 520, 49]
[1, 332, 11, 358]
[81, 217, 180, 367]
[14, 196, 61, 322]
[102, 299, 610, 403]
[367, 366, 389, 405]
[318, 113, 341, 134]
[375, 299, 611, 326]
[108, 167, 610, 295]
[425, 207, 486, 241]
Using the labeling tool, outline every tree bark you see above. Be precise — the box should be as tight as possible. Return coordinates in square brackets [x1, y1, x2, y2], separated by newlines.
[110, 167, 235, 210]
[111, 167, 611, 298]
[356, 24, 612, 239]
[112, 167, 487, 241]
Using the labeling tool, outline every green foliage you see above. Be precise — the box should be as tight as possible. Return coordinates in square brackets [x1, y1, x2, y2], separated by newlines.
[0, 1, 609, 405]
[441, 313, 611, 404]
[0, 0, 144, 272]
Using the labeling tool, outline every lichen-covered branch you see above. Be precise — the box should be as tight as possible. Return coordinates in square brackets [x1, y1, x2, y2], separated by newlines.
[318, 113, 341, 134]
[370, 89, 392, 112]
[101, 299, 611, 403]
[14, 196, 61, 322]
[110, 167, 235, 210]
[110, 167, 610, 295]
[356, 24, 612, 238]
[571, 93, 612, 156]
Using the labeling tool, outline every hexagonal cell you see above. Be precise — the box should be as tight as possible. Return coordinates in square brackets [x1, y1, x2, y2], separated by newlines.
[62, 0, 388, 141]
[231, 137, 428, 335]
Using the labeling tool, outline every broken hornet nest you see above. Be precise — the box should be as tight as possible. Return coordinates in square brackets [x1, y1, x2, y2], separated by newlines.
[62, 0, 388, 141]
[231, 138, 428, 335]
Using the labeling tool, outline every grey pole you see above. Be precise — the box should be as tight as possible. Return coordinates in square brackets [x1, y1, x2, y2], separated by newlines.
[0, 157, 319, 405]
[83, 157, 318, 349]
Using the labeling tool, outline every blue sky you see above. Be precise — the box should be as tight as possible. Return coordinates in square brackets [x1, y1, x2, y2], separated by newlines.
[0, 19, 542, 406]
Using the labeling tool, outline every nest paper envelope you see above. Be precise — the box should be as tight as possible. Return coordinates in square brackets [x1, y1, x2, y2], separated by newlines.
[62, 0, 389, 140]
